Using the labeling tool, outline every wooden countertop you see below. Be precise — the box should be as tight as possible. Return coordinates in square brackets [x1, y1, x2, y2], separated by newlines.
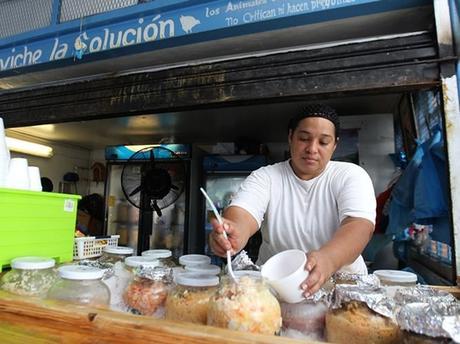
[0, 290, 312, 344]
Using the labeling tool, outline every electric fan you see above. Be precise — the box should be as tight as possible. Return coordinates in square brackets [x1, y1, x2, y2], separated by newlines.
[121, 146, 186, 217]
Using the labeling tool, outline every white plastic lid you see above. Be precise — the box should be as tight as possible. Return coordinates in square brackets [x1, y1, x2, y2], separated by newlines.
[11, 257, 55, 270]
[141, 249, 172, 259]
[58, 265, 104, 280]
[175, 272, 219, 287]
[179, 254, 211, 266]
[124, 256, 159, 268]
[374, 270, 417, 283]
[234, 270, 262, 278]
[103, 246, 134, 255]
[185, 264, 221, 275]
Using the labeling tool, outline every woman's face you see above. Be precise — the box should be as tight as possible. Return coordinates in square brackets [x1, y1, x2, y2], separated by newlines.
[288, 117, 337, 180]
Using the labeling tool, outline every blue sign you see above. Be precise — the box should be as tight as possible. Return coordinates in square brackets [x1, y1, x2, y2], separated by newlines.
[0, 0, 398, 73]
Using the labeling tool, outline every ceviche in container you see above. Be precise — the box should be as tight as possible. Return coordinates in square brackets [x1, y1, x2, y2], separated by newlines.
[123, 265, 173, 317]
[207, 274, 282, 335]
[166, 273, 219, 324]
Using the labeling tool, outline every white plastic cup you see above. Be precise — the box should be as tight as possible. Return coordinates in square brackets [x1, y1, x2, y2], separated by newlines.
[6, 158, 30, 190]
[261, 249, 308, 303]
[28, 166, 42, 191]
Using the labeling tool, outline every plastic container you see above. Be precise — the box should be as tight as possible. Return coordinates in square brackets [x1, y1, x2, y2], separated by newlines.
[184, 264, 220, 276]
[99, 246, 134, 264]
[141, 249, 176, 267]
[47, 265, 110, 308]
[0, 188, 80, 271]
[165, 273, 219, 324]
[0, 257, 57, 297]
[207, 274, 282, 335]
[123, 267, 172, 317]
[374, 270, 417, 286]
[280, 300, 328, 341]
[73, 235, 120, 260]
[179, 254, 211, 267]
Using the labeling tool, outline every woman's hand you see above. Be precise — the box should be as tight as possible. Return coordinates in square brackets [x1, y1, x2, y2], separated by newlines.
[301, 250, 336, 297]
[208, 218, 240, 257]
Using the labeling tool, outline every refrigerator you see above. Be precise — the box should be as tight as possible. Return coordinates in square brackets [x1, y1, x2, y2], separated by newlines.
[104, 144, 191, 256]
[201, 155, 268, 263]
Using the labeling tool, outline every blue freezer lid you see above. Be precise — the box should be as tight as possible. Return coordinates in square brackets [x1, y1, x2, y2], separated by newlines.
[203, 155, 267, 172]
[105, 144, 191, 161]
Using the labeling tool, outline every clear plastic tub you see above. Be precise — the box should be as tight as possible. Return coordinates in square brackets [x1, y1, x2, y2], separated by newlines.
[166, 273, 219, 324]
[122, 267, 172, 317]
[373, 270, 417, 287]
[47, 265, 109, 308]
[207, 275, 282, 335]
[0, 257, 57, 297]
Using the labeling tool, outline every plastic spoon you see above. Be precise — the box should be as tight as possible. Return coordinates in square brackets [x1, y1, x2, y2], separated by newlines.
[200, 187, 237, 281]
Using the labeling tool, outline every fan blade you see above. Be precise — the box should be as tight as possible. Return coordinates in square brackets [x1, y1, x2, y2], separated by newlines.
[171, 184, 179, 190]
[152, 200, 162, 217]
[129, 184, 142, 197]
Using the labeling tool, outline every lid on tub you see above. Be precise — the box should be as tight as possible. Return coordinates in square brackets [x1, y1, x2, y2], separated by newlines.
[141, 249, 172, 259]
[58, 265, 104, 280]
[103, 246, 134, 255]
[175, 272, 219, 287]
[11, 257, 55, 270]
[184, 264, 220, 275]
[179, 254, 211, 266]
[374, 270, 417, 283]
[124, 256, 159, 268]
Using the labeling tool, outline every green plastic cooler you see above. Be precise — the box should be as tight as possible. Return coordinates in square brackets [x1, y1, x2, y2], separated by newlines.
[0, 188, 81, 272]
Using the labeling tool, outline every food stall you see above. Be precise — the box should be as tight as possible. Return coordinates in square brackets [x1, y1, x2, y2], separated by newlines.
[0, 0, 460, 342]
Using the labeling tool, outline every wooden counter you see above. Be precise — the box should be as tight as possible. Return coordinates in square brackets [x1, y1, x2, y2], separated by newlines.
[0, 290, 312, 344]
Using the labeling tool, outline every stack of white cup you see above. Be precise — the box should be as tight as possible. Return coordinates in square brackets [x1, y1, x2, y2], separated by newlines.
[0, 117, 10, 187]
[0, 117, 43, 191]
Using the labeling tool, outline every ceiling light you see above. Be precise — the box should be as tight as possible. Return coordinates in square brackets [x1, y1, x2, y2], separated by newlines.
[5, 137, 54, 158]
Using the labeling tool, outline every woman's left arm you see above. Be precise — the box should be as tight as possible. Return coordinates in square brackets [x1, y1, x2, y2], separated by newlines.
[301, 217, 374, 296]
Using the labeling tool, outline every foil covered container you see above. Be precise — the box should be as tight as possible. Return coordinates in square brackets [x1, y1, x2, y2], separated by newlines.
[394, 285, 457, 305]
[396, 301, 460, 340]
[229, 250, 260, 271]
[333, 272, 381, 287]
[332, 284, 396, 319]
[135, 266, 173, 283]
[78, 259, 114, 279]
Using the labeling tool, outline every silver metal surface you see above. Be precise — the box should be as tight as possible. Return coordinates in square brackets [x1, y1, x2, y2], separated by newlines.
[60, 0, 138, 22]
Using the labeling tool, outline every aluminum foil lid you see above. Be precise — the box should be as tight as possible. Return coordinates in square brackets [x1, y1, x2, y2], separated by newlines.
[333, 284, 396, 319]
[394, 285, 457, 305]
[396, 302, 460, 340]
[229, 250, 260, 272]
[135, 266, 173, 283]
[78, 260, 114, 279]
[333, 272, 381, 287]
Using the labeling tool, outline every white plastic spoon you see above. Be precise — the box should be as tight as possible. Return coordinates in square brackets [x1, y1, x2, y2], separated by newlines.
[200, 187, 237, 281]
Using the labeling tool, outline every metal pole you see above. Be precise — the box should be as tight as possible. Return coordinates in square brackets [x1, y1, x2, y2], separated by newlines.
[433, 0, 460, 285]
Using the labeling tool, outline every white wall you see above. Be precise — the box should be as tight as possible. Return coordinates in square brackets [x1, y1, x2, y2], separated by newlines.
[341, 114, 395, 195]
[265, 113, 396, 195]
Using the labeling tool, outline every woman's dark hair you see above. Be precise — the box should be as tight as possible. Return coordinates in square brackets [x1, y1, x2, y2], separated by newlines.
[288, 104, 340, 140]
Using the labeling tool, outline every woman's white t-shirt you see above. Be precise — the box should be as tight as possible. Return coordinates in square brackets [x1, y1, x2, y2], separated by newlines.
[229, 160, 376, 274]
